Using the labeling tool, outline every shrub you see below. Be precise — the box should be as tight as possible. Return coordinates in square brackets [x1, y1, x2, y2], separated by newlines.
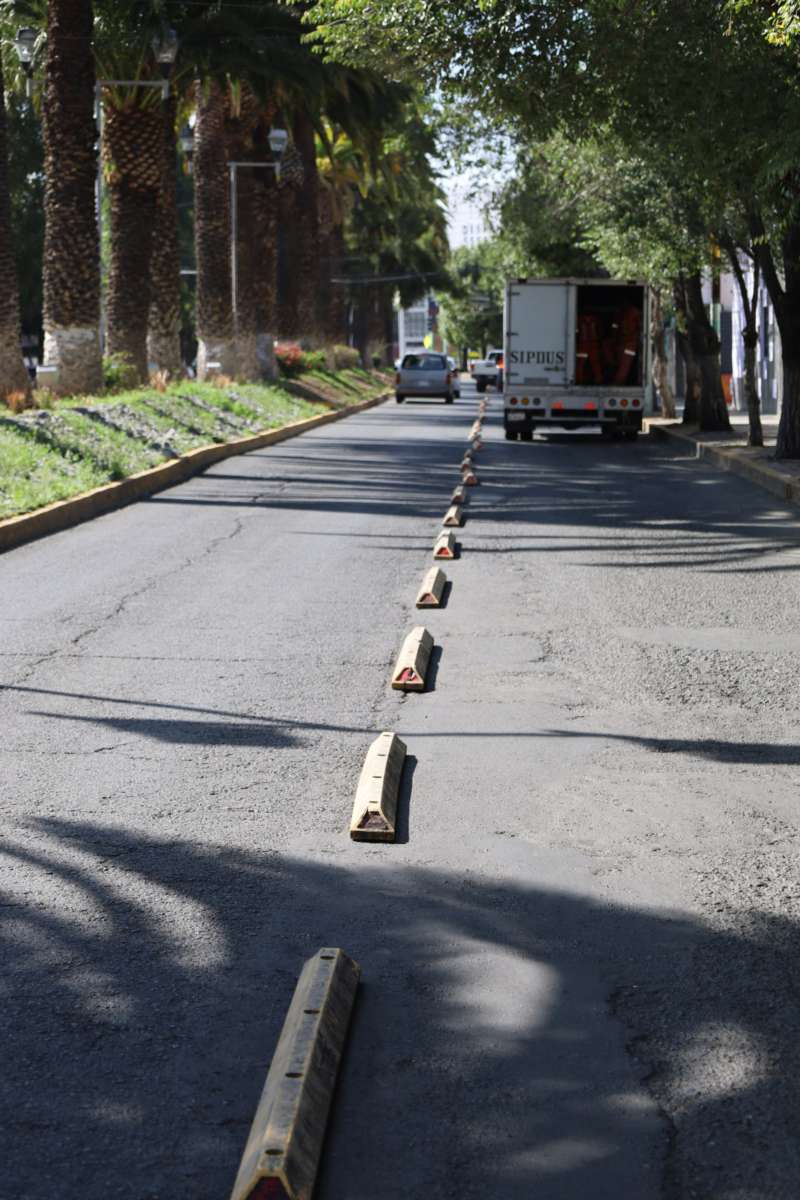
[149, 368, 170, 393]
[103, 353, 138, 391]
[4, 389, 34, 413]
[332, 344, 360, 370]
[371, 353, 382, 369]
[302, 349, 327, 371]
[275, 342, 304, 377]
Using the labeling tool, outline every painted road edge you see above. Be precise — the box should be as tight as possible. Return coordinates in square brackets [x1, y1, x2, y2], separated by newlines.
[645, 419, 799, 504]
[229, 947, 360, 1200]
[0, 393, 389, 555]
[350, 730, 408, 841]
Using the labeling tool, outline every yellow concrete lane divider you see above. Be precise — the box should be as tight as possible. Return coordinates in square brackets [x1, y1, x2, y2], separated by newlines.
[468, 421, 482, 440]
[442, 503, 463, 528]
[415, 566, 447, 608]
[461, 465, 479, 486]
[349, 730, 408, 841]
[451, 484, 467, 506]
[472, 437, 483, 452]
[433, 530, 457, 559]
[390, 625, 434, 692]
[228, 947, 360, 1200]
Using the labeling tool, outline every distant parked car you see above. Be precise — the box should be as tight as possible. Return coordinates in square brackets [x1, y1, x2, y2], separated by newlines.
[395, 352, 456, 403]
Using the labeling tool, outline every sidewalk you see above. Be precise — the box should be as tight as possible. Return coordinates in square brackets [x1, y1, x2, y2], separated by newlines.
[644, 412, 800, 506]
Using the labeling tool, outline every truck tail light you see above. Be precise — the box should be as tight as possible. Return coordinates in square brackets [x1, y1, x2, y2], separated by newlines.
[509, 396, 518, 405]
[632, 398, 641, 408]
[521, 397, 529, 405]
[620, 398, 628, 408]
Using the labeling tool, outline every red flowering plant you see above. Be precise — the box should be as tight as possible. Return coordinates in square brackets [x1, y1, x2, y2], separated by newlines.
[275, 342, 304, 377]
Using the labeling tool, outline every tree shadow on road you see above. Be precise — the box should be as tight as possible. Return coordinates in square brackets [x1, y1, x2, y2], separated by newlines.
[3, 820, 800, 1199]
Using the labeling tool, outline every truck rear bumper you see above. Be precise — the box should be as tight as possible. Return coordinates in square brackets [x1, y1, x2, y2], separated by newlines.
[504, 410, 642, 433]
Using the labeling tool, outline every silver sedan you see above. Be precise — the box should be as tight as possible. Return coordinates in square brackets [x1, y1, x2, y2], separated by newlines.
[395, 353, 456, 404]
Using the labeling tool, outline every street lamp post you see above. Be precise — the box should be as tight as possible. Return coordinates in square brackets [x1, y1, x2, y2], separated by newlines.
[13, 27, 37, 99]
[228, 126, 288, 328]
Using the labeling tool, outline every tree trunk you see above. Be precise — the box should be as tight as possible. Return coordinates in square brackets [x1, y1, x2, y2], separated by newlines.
[366, 284, 386, 363]
[683, 272, 730, 432]
[650, 287, 674, 418]
[721, 236, 763, 448]
[194, 79, 235, 377]
[147, 91, 182, 377]
[41, 0, 102, 394]
[0, 60, 31, 400]
[292, 110, 320, 344]
[225, 86, 261, 380]
[742, 329, 763, 448]
[103, 98, 162, 382]
[753, 214, 800, 459]
[277, 182, 300, 340]
[320, 212, 347, 345]
[253, 167, 278, 377]
[253, 114, 279, 378]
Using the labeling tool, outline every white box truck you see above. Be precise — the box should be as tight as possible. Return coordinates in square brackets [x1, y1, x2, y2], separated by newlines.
[503, 278, 651, 440]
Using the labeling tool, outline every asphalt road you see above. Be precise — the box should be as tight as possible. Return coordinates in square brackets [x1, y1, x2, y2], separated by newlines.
[4, 380, 800, 1199]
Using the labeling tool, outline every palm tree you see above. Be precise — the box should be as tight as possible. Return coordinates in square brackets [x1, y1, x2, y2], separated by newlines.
[147, 90, 181, 376]
[0, 54, 31, 398]
[101, 91, 162, 380]
[41, 0, 102, 394]
[290, 107, 320, 343]
[194, 76, 234, 376]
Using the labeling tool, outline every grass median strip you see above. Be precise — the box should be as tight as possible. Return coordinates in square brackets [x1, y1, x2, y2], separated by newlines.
[0, 372, 388, 521]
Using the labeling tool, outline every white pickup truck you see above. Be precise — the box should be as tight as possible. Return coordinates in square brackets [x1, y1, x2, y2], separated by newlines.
[470, 349, 503, 392]
[503, 277, 651, 440]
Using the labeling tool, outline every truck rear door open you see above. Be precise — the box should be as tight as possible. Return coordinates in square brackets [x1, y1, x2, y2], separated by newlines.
[505, 281, 571, 389]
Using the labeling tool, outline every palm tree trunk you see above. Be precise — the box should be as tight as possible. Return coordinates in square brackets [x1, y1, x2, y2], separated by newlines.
[0, 61, 31, 400]
[147, 91, 182, 377]
[103, 97, 162, 382]
[327, 223, 348, 344]
[194, 79, 235, 377]
[41, 0, 102, 394]
[278, 180, 301, 340]
[293, 110, 320, 344]
[253, 158, 278, 378]
[225, 85, 261, 380]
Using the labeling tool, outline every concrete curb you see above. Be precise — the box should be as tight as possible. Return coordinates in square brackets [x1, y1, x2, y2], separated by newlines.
[0, 393, 388, 555]
[645, 420, 799, 504]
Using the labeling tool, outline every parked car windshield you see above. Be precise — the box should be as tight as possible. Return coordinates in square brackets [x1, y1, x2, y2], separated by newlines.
[402, 354, 447, 371]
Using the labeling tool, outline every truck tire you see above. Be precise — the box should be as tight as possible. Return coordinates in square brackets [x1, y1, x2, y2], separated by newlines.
[444, 392, 454, 404]
[476, 379, 487, 393]
[623, 429, 638, 441]
[395, 394, 404, 403]
[505, 428, 518, 441]
[520, 430, 534, 442]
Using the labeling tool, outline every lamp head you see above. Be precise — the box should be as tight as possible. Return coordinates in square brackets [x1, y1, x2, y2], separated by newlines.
[268, 126, 289, 159]
[152, 27, 179, 65]
[14, 27, 37, 67]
